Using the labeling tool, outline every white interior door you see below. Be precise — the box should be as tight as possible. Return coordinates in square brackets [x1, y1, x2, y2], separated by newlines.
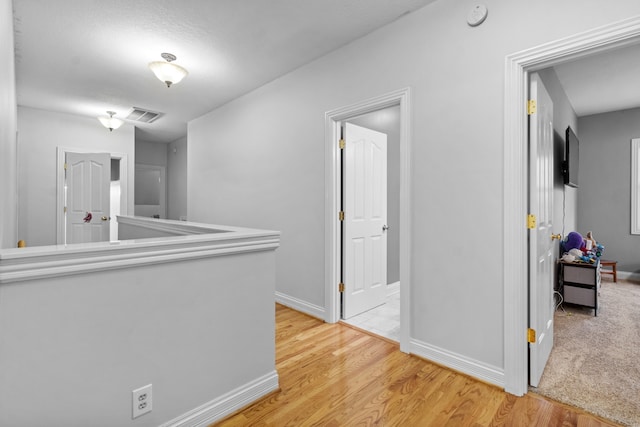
[65, 152, 111, 244]
[342, 123, 387, 319]
[528, 73, 555, 387]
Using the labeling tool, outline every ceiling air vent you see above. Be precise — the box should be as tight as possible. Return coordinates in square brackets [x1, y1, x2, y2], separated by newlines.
[126, 107, 163, 124]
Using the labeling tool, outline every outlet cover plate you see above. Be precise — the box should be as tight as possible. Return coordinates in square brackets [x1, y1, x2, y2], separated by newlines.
[132, 384, 153, 419]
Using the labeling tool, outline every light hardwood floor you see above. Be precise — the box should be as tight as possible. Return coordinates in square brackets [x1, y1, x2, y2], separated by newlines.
[214, 304, 620, 426]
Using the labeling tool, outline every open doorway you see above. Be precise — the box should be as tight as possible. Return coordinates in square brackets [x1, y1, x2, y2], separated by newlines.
[340, 107, 401, 342]
[134, 164, 167, 219]
[324, 88, 412, 353]
[525, 50, 640, 425]
[503, 16, 640, 397]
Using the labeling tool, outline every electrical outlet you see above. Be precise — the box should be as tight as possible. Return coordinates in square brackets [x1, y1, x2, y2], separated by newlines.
[132, 384, 152, 419]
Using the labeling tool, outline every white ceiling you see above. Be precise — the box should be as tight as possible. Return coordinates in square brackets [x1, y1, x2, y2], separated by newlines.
[13, 0, 437, 143]
[553, 42, 640, 117]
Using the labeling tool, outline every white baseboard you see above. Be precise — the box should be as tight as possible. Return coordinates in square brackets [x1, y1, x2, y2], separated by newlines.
[275, 291, 325, 319]
[410, 339, 504, 388]
[618, 270, 640, 282]
[387, 281, 400, 296]
[160, 371, 279, 427]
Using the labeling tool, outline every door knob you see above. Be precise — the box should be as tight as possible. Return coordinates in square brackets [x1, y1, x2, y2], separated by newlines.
[101, 216, 109, 221]
[382, 225, 389, 231]
[551, 233, 562, 241]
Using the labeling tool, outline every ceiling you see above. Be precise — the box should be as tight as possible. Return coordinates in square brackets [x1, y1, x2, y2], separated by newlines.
[12, 0, 438, 143]
[14, 1, 640, 141]
[553, 42, 640, 117]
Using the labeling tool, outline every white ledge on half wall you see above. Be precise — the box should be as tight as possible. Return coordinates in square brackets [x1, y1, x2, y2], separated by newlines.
[0, 216, 280, 284]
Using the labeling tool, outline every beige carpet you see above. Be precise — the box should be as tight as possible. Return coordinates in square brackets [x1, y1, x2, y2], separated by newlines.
[532, 279, 640, 426]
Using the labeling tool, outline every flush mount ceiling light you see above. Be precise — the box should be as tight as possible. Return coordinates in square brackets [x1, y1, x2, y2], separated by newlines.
[149, 53, 188, 88]
[98, 111, 123, 131]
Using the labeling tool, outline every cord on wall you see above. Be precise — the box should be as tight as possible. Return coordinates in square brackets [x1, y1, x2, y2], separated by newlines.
[562, 184, 567, 239]
[554, 290, 565, 313]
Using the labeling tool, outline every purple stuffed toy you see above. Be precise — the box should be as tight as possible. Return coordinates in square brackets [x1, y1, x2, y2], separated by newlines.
[564, 231, 585, 251]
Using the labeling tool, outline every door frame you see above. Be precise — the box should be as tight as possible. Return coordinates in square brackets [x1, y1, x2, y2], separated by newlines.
[56, 146, 129, 244]
[325, 87, 412, 352]
[504, 16, 640, 395]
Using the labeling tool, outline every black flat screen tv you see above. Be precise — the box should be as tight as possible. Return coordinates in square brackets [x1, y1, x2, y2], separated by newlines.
[564, 126, 579, 188]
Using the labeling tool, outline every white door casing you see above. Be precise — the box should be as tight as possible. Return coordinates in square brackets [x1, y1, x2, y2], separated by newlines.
[528, 73, 555, 387]
[65, 152, 111, 244]
[342, 123, 388, 319]
[324, 87, 412, 353]
[504, 17, 640, 396]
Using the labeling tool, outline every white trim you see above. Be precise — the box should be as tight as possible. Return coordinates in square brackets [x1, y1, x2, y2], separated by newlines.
[56, 146, 129, 244]
[410, 339, 504, 388]
[504, 16, 640, 396]
[0, 217, 280, 284]
[160, 370, 279, 427]
[324, 88, 412, 353]
[632, 139, 640, 234]
[275, 291, 325, 319]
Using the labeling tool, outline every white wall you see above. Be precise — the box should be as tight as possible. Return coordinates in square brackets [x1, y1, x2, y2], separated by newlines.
[136, 138, 167, 167]
[167, 137, 188, 220]
[0, 0, 17, 249]
[189, 0, 640, 377]
[17, 107, 135, 247]
[537, 68, 579, 237]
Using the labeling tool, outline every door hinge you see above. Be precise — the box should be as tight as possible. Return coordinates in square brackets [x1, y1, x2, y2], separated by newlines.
[527, 328, 536, 343]
[339, 282, 345, 293]
[64, 206, 67, 213]
[338, 211, 344, 221]
[64, 162, 68, 170]
[339, 139, 345, 150]
[527, 214, 537, 229]
[527, 100, 537, 115]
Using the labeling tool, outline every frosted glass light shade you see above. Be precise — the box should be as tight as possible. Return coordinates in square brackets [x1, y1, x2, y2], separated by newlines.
[98, 115, 124, 131]
[149, 61, 188, 87]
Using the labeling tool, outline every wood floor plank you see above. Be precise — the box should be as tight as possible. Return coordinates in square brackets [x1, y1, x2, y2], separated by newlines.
[262, 338, 396, 425]
[214, 305, 622, 427]
[305, 352, 428, 426]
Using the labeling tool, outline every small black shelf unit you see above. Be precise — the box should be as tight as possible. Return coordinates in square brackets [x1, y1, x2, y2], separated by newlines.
[559, 260, 601, 316]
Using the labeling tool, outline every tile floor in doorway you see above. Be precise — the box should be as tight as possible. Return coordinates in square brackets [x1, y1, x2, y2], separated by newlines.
[342, 291, 400, 342]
